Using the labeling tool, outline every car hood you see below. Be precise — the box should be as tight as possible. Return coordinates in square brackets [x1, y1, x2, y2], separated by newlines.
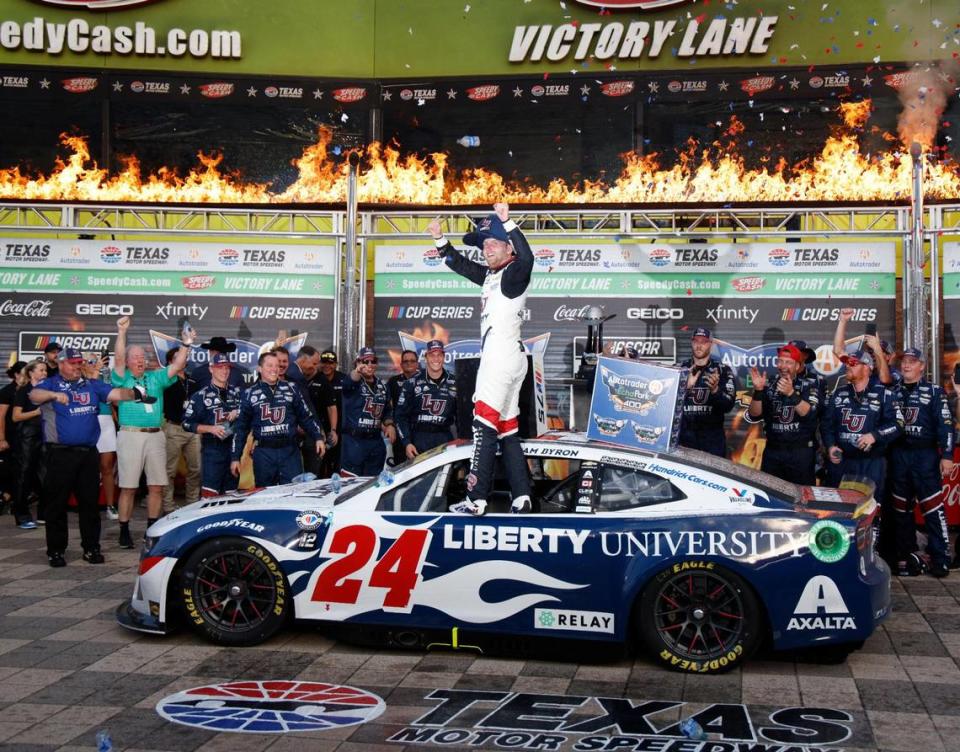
[149, 476, 369, 537]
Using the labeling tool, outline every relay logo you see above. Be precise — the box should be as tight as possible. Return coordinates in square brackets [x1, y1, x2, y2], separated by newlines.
[156, 680, 385, 734]
[99, 246, 122, 264]
[218, 248, 240, 266]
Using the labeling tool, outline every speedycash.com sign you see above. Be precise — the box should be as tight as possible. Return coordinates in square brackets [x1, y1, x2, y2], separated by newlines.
[387, 689, 857, 751]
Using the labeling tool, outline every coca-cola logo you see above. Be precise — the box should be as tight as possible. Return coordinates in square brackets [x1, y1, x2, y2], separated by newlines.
[553, 304, 591, 322]
[732, 276, 766, 293]
[62, 77, 98, 93]
[332, 87, 366, 103]
[32, 0, 159, 9]
[467, 85, 499, 101]
[182, 275, 215, 290]
[942, 458, 960, 508]
[199, 82, 234, 99]
[572, 0, 690, 8]
[0, 299, 51, 317]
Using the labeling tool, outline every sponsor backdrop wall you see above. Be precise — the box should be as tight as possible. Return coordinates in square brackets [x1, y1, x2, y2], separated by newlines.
[0, 0, 956, 78]
[373, 239, 896, 465]
[0, 238, 336, 377]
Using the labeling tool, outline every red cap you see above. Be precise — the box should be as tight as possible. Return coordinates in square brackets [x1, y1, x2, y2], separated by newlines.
[777, 344, 803, 363]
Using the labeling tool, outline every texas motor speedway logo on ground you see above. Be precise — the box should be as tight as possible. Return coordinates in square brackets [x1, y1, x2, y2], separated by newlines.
[387, 688, 856, 751]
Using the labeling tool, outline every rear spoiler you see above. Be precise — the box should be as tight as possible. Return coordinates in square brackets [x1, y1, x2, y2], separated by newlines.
[798, 476, 877, 520]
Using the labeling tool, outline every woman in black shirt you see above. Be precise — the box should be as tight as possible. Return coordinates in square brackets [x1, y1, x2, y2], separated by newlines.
[12, 361, 47, 528]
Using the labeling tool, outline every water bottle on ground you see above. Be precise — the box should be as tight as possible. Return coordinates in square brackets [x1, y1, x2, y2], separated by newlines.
[679, 717, 706, 740]
[331, 472, 342, 494]
[456, 135, 480, 148]
[95, 729, 113, 752]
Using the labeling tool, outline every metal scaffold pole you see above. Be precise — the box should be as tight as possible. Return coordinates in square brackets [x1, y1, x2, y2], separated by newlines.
[342, 152, 361, 363]
[906, 142, 926, 355]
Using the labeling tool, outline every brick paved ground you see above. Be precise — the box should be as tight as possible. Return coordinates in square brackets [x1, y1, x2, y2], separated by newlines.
[0, 511, 958, 752]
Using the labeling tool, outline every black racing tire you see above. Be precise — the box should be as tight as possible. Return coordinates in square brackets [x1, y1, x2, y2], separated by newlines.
[179, 536, 290, 647]
[638, 561, 762, 674]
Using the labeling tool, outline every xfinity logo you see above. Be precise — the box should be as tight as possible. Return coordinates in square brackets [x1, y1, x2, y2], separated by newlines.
[156, 302, 208, 320]
[627, 307, 682, 321]
[76, 303, 134, 316]
[706, 305, 758, 324]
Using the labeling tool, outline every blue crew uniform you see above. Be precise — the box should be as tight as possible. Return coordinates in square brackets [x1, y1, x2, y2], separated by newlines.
[35, 373, 114, 559]
[822, 375, 903, 501]
[679, 357, 736, 457]
[890, 377, 954, 570]
[232, 380, 323, 487]
[751, 375, 821, 486]
[184, 382, 243, 496]
[395, 370, 458, 456]
[341, 374, 390, 476]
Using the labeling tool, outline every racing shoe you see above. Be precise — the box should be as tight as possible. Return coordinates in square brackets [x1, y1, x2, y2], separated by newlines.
[929, 561, 949, 578]
[82, 548, 105, 564]
[896, 552, 927, 577]
[511, 495, 532, 514]
[118, 526, 134, 549]
[451, 499, 487, 516]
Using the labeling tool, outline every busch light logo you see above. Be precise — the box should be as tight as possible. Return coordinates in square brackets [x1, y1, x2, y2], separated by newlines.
[422, 248, 443, 267]
[648, 248, 671, 267]
[218, 248, 240, 266]
[100, 245, 122, 264]
[534, 248, 556, 267]
[768, 247, 791, 267]
[156, 680, 385, 733]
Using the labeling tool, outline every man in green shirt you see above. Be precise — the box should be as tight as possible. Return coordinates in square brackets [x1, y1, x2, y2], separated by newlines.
[111, 316, 189, 548]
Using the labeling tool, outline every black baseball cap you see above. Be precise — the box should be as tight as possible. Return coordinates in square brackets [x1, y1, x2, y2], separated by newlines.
[320, 349, 337, 362]
[43, 342, 62, 354]
[5, 361, 26, 378]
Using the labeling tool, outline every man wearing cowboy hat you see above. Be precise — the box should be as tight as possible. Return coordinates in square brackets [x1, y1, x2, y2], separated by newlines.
[190, 335, 246, 394]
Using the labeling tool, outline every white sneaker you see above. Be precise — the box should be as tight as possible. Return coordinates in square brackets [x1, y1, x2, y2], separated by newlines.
[451, 499, 487, 516]
[511, 496, 531, 514]
[105, 506, 119, 520]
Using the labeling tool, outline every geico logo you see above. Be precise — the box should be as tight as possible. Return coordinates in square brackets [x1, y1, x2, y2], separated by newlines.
[75, 303, 134, 316]
[627, 308, 683, 320]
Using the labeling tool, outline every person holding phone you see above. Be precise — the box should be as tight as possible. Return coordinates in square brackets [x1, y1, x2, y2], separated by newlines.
[833, 309, 895, 385]
[747, 344, 820, 485]
[678, 327, 736, 457]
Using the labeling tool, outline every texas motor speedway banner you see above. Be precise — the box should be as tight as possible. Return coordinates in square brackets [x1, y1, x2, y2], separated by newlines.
[0, 237, 336, 377]
[373, 239, 895, 467]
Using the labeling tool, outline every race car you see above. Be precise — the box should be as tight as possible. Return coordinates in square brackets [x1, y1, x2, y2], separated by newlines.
[117, 432, 890, 673]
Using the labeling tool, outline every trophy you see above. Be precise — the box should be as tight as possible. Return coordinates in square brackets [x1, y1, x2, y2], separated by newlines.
[576, 305, 616, 381]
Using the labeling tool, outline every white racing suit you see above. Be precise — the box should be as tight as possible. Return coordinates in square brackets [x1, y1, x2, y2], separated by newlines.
[438, 222, 534, 508]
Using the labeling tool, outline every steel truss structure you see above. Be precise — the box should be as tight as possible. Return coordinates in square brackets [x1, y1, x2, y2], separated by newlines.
[0, 201, 957, 376]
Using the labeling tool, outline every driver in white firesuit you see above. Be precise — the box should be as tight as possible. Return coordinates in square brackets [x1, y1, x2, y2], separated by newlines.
[428, 203, 533, 515]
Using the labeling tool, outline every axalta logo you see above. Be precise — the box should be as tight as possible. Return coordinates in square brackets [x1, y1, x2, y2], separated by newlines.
[218, 248, 240, 266]
[63, 76, 98, 93]
[534, 248, 556, 267]
[34, 0, 158, 8]
[75, 303, 134, 316]
[787, 575, 856, 631]
[627, 307, 682, 320]
[422, 248, 443, 267]
[182, 275, 215, 290]
[768, 247, 791, 266]
[99, 245, 122, 264]
[740, 76, 774, 95]
[732, 276, 765, 293]
[467, 85, 499, 101]
[199, 82, 234, 98]
[814, 344, 843, 377]
[333, 87, 366, 103]
[601, 80, 634, 97]
[572, 0, 690, 7]
[648, 247, 671, 267]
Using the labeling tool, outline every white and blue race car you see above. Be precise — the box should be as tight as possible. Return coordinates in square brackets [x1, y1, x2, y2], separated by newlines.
[117, 432, 890, 673]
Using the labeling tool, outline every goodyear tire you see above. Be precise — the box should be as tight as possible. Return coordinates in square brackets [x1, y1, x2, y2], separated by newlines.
[179, 537, 289, 647]
[638, 561, 761, 674]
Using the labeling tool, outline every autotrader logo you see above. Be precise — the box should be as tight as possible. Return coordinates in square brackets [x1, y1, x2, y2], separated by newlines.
[156, 680, 385, 733]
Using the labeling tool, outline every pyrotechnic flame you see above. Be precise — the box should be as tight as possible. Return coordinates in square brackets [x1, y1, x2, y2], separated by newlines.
[0, 100, 958, 204]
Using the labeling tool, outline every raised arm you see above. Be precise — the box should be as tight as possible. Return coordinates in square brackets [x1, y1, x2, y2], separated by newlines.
[428, 218, 487, 286]
[113, 316, 130, 378]
[496, 202, 534, 298]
